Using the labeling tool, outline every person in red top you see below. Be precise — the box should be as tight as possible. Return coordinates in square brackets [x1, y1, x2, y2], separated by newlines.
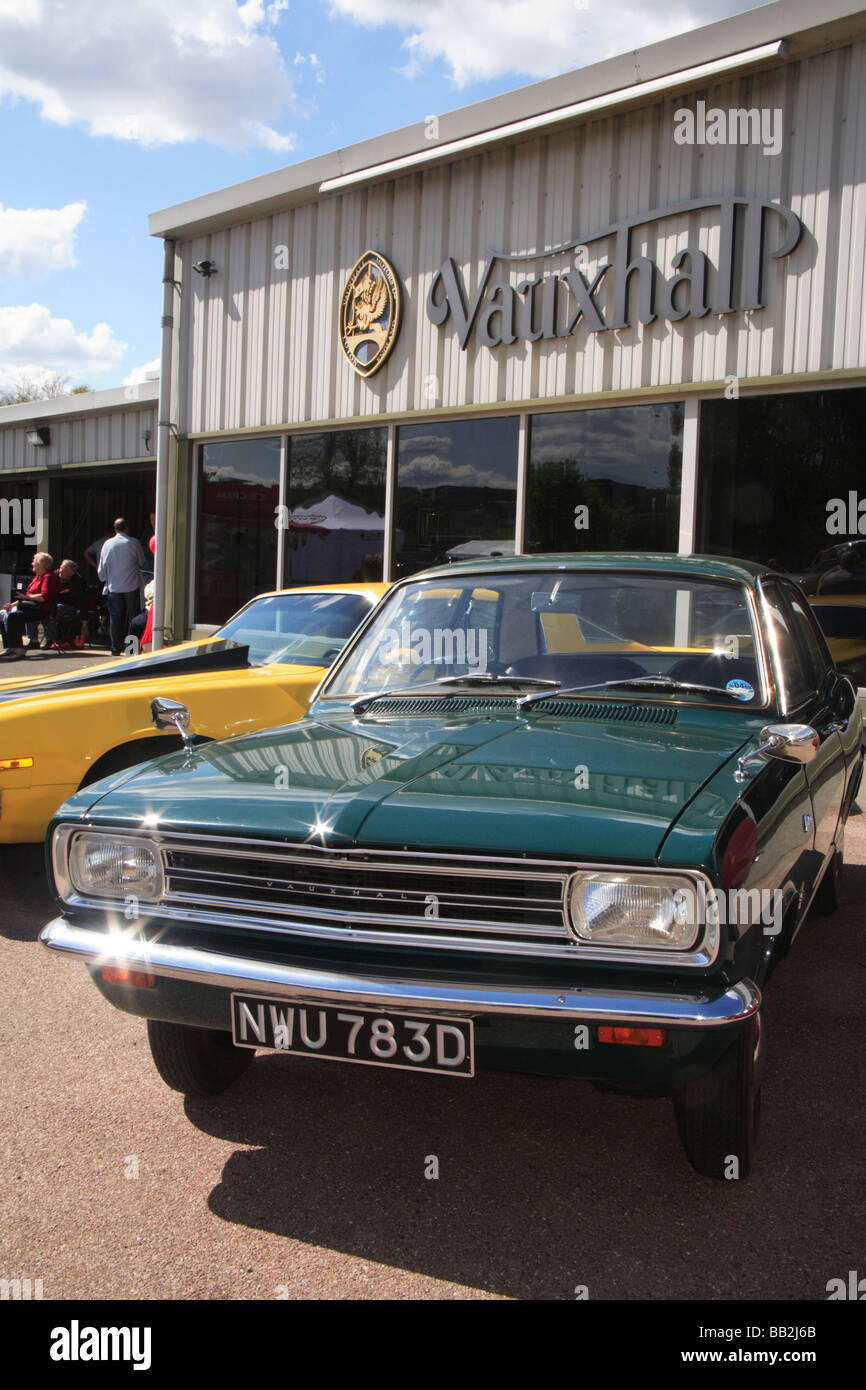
[142, 534, 156, 649]
[128, 535, 156, 651]
[0, 551, 60, 659]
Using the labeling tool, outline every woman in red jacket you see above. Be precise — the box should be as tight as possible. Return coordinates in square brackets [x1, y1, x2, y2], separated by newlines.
[0, 552, 60, 659]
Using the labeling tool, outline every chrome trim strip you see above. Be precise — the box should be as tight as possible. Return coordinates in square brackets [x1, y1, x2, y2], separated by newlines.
[165, 862, 564, 901]
[56, 894, 580, 957]
[163, 887, 567, 939]
[54, 823, 696, 879]
[39, 917, 760, 1027]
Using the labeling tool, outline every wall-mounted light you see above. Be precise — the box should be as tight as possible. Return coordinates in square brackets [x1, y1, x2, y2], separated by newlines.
[26, 427, 51, 447]
[143, 429, 153, 451]
[192, 260, 217, 277]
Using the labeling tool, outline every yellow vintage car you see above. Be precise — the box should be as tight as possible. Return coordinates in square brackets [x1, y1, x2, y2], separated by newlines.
[0, 582, 386, 843]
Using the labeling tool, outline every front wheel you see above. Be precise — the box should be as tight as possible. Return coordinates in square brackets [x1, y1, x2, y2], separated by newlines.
[146, 1020, 254, 1096]
[673, 1015, 763, 1180]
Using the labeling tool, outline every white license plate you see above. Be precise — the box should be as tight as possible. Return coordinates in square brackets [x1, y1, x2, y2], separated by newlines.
[230, 994, 475, 1077]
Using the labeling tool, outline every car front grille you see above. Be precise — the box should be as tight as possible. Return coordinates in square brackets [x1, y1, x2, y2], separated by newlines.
[161, 840, 576, 956]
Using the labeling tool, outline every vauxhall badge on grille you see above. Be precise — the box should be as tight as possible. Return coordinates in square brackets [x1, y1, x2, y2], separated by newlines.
[339, 250, 402, 377]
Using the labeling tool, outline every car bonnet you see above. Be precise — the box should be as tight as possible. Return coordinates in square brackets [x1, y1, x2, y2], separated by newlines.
[59, 705, 754, 862]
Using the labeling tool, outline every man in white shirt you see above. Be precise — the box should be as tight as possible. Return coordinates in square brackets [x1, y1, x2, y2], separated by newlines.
[98, 517, 145, 655]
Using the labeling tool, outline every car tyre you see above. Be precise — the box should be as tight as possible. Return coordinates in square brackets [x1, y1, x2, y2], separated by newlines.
[810, 847, 842, 916]
[146, 1020, 254, 1096]
[673, 1015, 762, 1180]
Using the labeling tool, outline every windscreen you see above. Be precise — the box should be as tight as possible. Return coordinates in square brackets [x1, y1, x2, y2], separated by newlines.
[324, 571, 764, 705]
[216, 591, 375, 667]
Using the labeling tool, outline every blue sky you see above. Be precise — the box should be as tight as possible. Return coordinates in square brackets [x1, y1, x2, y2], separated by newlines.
[0, 0, 765, 393]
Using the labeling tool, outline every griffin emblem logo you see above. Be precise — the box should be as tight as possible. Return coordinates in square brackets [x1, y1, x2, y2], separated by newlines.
[339, 250, 402, 377]
[360, 746, 384, 770]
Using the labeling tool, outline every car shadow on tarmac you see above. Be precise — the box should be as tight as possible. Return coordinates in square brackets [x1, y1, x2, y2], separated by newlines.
[0, 843, 55, 940]
[185, 863, 866, 1300]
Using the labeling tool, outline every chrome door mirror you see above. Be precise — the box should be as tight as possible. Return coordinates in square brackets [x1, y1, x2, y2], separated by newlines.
[735, 724, 819, 782]
[151, 696, 196, 749]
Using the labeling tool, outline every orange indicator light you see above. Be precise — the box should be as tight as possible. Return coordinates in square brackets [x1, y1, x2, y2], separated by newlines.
[597, 1025, 667, 1047]
[100, 966, 156, 987]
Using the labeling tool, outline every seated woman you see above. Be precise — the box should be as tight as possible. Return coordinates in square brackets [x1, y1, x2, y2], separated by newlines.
[0, 552, 60, 659]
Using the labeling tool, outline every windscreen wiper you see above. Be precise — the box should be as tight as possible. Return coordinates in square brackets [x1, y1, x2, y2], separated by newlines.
[517, 675, 750, 711]
[351, 673, 560, 714]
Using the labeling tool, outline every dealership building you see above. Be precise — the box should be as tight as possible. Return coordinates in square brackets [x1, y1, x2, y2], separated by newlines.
[0, 383, 157, 603]
[2, 0, 865, 642]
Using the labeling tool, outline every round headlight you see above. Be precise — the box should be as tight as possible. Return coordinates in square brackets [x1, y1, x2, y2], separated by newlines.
[68, 834, 163, 900]
[568, 873, 700, 950]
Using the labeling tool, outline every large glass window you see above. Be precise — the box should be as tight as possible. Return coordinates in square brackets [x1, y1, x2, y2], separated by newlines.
[284, 429, 387, 586]
[197, 438, 280, 625]
[394, 417, 519, 577]
[697, 388, 866, 591]
[526, 404, 684, 553]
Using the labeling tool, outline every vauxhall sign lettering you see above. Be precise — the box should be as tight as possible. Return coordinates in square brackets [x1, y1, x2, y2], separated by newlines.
[426, 195, 803, 349]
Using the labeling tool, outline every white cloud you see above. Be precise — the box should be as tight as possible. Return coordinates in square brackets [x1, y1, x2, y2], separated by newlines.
[123, 357, 161, 386]
[0, 0, 294, 148]
[328, 0, 758, 87]
[248, 122, 296, 152]
[293, 50, 326, 85]
[398, 454, 514, 489]
[0, 304, 127, 385]
[0, 201, 86, 281]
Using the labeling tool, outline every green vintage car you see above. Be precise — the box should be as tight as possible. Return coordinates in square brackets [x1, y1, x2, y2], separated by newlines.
[41, 555, 863, 1178]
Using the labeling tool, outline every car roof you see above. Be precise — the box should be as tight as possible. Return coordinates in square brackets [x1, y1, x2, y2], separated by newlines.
[409, 553, 769, 586]
[246, 582, 389, 601]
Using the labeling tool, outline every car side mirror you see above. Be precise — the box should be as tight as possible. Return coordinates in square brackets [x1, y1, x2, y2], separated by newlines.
[151, 696, 196, 749]
[735, 724, 819, 782]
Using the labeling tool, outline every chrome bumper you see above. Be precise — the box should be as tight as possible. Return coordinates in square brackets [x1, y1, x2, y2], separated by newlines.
[39, 917, 760, 1028]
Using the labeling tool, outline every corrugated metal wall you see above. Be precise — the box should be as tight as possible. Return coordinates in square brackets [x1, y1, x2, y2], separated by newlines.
[0, 404, 156, 473]
[175, 41, 866, 436]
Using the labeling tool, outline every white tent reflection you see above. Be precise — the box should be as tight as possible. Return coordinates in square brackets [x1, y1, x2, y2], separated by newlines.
[444, 538, 515, 561]
[287, 493, 397, 583]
